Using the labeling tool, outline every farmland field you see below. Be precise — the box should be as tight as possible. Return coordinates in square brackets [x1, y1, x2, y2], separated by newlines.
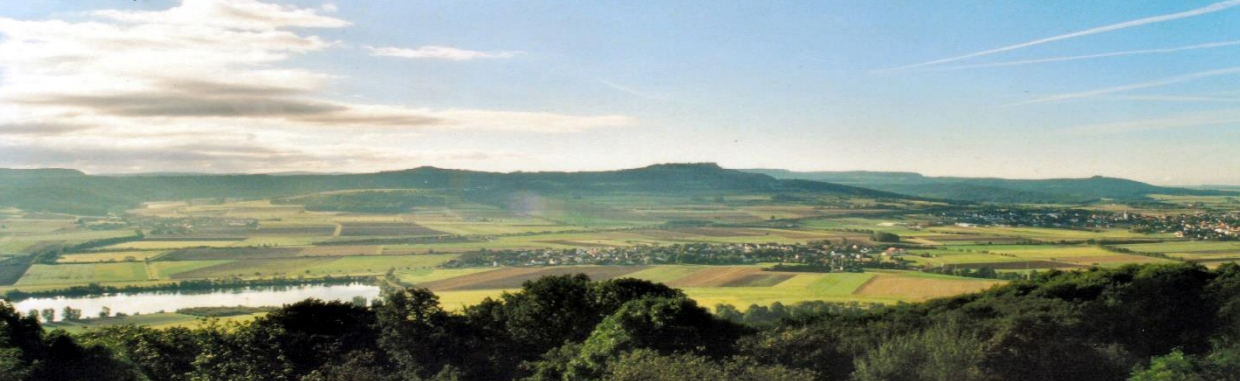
[105, 240, 241, 250]
[3, 189, 1237, 331]
[57, 251, 168, 263]
[1115, 241, 1240, 262]
[15, 263, 150, 286]
[149, 260, 233, 279]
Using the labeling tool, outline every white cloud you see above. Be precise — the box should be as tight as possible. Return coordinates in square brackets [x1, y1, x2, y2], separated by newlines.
[366, 45, 521, 61]
[878, 0, 1240, 72]
[94, 0, 351, 31]
[0, 0, 629, 173]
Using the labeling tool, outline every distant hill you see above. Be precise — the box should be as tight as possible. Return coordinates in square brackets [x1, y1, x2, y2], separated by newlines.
[1187, 185, 1240, 192]
[0, 163, 905, 215]
[744, 169, 1235, 204]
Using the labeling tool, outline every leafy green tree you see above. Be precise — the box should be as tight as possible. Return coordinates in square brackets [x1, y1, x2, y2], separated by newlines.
[78, 326, 202, 381]
[604, 350, 814, 381]
[61, 306, 81, 321]
[495, 274, 599, 355]
[978, 297, 1132, 381]
[871, 231, 900, 243]
[189, 320, 293, 381]
[565, 297, 743, 379]
[376, 287, 467, 380]
[464, 275, 685, 379]
[1129, 349, 1204, 381]
[33, 331, 139, 381]
[1092, 264, 1217, 358]
[852, 321, 988, 381]
[301, 351, 397, 381]
[714, 304, 743, 323]
[739, 324, 853, 381]
[249, 299, 379, 379]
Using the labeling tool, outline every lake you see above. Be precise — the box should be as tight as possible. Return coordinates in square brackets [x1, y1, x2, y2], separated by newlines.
[13, 283, 381, 321]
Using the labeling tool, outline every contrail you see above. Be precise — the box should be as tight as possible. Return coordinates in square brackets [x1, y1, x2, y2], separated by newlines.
[877, 0, 1240, 72]
[1063, 111, 1240, 135]
[914, 40, 1240, 72]
[600, 80, 672, 102]
[1010, 66, 1240, 106]
[1103, 95, 1240, 103]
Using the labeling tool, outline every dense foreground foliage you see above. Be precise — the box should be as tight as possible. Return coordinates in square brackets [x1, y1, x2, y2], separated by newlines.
[3, 263, 1240, 380]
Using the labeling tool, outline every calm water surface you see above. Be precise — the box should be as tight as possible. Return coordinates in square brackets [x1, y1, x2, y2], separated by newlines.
[13, 283, 380, 321]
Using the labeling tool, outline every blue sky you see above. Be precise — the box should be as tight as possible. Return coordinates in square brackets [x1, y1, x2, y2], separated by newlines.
[1, 0, 1238, 184]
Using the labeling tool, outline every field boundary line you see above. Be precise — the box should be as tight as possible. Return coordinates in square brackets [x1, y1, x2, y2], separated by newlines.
[851, 274, 881, 295]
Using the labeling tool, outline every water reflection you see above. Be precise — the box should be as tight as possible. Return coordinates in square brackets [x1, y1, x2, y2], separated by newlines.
[12, 283, 380, 321]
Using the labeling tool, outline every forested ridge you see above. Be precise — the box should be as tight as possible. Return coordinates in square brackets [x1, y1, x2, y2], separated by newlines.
[746, 169, 1235, 204]
[0, 164, 903, 215]
[3, 262, 1240, 381]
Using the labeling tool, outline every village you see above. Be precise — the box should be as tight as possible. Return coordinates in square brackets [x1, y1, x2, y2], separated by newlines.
[441, 241, 909, 271]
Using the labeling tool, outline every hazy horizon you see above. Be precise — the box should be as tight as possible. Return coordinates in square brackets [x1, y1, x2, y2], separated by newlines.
[4, 162, 1237, 187]
[2, 0, 1239, 185]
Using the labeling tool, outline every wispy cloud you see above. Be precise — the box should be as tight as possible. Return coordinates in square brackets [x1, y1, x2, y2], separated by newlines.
[1100, 95, 1240, 103]
[365, 45, 520, 61]
[914, 40, 1240, 72]
[1008, 66, 1240, 106]
[877, 0, 1240, 72]
[599, 80, 676, 102]
[1061, 110, 1240, 135]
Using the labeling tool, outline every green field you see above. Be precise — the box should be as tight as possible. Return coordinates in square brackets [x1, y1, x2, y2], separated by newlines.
[148, 260, 233, 279]
[1117, 241, 1240, 253]
[301, 254, 459, 275]
[15, 263, 150, 286]
[627, 266, 709, 283]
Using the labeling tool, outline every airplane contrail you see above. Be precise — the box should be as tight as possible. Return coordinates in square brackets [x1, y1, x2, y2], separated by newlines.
[877, 0, 1240, 72]
[914, 40, 1240, 72]
[1010, 66, 1240, 106]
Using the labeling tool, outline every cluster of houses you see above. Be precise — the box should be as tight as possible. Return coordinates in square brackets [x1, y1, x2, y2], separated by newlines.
[1133, 212, 1240, 240]
[441, 241, 909, 271]
[936, 208, 1240, 241]
[937, 208, 1133, 229]
[128, 216, 258, 236]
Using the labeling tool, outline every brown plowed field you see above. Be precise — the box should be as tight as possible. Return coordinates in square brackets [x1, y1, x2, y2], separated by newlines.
[161, 247, 303, 261]
[718, 273, 795, 287]
[666, 267, 763, 287]
[299, 245, 383, 256]
[252, 226, 337, 236]
[339, 223, 446, 237]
